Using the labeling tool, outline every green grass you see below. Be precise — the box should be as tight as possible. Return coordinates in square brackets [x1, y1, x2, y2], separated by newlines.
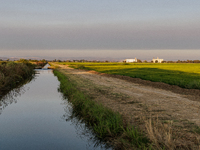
[192, 126, 200, 134]
[57, 62, 200, 89]
[53, 69, 151, 149]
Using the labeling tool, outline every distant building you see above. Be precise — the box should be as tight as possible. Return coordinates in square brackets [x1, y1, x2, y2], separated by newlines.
[124, 58, 137, 63]
[152, 57, 164, 63]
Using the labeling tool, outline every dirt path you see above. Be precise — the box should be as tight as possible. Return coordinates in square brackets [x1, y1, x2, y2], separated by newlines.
[56, 64, 200, 149]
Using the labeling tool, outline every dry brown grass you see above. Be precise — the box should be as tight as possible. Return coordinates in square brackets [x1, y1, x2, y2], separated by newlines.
[145, 117, 200, 149]
[144, 116, 174, 149]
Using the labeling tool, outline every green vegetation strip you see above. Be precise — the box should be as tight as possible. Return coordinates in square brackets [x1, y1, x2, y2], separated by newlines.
[53, 69, 150, 149]
[62, 62, 200, 90]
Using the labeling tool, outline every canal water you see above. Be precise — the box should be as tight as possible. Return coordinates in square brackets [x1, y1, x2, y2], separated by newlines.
[0, 66, 111, 150]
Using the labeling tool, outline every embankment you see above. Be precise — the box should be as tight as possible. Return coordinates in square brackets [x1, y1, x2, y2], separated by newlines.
[53, 69, 150, 150]
[0, 61, 35, 96]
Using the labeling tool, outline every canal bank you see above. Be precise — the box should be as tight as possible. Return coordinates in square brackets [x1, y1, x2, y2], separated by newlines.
[53, 69, 150, 150]
[0, 61, 35, 97]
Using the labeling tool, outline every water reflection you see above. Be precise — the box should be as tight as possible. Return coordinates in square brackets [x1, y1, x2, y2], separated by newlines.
[0, 77, 35, 115]
[42, 63, 51, 69]
[0, 69, 112, 150]
[60, 97, 113, 150]
[0, 87, 24, 114]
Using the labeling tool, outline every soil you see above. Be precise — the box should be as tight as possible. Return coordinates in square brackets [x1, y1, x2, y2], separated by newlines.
[55, 64, 200, 149]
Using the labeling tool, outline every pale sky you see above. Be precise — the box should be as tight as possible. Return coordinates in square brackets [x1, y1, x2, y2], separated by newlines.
[0, 1, 200, 60]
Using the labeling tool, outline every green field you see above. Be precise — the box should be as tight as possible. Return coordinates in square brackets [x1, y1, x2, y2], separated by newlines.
[56, 62, 200, 89]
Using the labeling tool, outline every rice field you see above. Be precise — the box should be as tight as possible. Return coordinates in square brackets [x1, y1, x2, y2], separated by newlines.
[57, 62, 200, 89]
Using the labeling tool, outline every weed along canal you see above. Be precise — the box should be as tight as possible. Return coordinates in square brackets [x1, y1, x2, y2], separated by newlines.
[0, 67, 111, 150]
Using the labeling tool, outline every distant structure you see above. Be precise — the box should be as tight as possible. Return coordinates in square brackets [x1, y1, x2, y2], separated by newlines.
[152, 57, 164, 63]
[124, 58, 137, 63]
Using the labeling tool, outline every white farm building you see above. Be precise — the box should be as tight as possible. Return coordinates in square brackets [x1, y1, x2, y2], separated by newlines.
[152, 57, 164, 63]
[124, 58, 137, 63]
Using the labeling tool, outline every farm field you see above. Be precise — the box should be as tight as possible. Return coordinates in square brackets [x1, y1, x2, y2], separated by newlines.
[56, 62, 200, 90]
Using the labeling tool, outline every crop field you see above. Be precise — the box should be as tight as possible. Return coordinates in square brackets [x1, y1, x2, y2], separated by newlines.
[56, 62, 200, 89]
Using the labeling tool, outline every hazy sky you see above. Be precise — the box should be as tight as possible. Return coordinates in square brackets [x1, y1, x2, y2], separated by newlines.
[0, 1, 200, 60]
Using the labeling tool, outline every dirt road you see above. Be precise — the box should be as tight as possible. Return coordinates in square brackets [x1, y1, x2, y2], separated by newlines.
[56, 64, 200, 149]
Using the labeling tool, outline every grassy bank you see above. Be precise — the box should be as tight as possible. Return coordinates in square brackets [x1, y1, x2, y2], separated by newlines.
[0, 61, 35, 96]
[53, 69, 151, 150]
[58, 62, 200, 90]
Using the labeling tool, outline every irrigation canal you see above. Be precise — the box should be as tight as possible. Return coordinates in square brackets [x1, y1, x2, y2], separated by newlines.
[0, 65, 111, 150]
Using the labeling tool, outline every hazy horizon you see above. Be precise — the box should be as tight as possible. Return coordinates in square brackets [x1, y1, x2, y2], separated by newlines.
[1, 49, 199, 61]
[0, 1, 200, 60]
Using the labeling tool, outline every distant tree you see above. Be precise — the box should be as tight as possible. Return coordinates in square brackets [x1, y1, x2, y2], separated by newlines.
[41, 59, 47, 63]
[80, 59, 85, 62]
[194, 60, 200, 63]
[187, 60, 193, 63]
[167, 61, 174, 63]
[19, 59, 28, 63]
